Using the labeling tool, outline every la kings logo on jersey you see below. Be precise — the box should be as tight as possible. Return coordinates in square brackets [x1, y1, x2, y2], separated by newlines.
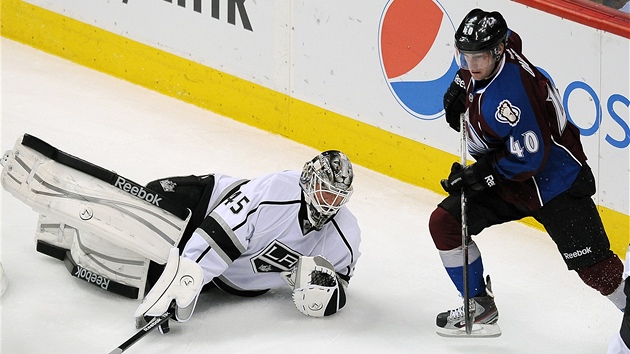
[251, 241, 301, 273]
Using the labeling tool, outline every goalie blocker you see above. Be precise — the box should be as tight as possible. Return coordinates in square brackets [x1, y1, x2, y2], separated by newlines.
[0, 134, 194, 299]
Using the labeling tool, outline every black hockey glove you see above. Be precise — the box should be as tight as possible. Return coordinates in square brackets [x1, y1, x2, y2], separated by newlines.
[440, 156, 499, 193]
[443, 70, 467, 132]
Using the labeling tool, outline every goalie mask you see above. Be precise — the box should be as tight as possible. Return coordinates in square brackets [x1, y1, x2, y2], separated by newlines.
[299, 150, 354, 230]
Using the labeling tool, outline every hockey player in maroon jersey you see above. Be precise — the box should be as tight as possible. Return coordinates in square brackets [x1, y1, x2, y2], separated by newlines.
[432, 8, 625, 337]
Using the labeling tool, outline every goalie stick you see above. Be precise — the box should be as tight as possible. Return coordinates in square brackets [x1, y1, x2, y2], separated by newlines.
[108, 306, 175, 354]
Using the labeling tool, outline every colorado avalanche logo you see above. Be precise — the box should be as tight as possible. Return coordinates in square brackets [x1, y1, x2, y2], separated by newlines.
[495, 100, 521, 126]
[378, 0, 458, 120]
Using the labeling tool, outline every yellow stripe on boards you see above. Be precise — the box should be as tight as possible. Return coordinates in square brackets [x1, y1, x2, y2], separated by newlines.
[2, 0, 627, 257]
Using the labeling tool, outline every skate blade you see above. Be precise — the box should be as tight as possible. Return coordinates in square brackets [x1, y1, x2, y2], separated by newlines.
[436, 323, 502, 338]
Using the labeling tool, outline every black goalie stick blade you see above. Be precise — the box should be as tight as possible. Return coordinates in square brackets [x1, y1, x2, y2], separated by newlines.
[108, 307, 175, 354]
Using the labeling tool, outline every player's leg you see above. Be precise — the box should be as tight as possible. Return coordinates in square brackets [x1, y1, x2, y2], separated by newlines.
[429, 204, 486, 298]
[1, 134, 228, 298]
[34, 175, 218, 299]
[536, 165, 625, 310]
[428, 188, 529, 336]
[1, 134, 190, 264]
[35, 214, 149, 298]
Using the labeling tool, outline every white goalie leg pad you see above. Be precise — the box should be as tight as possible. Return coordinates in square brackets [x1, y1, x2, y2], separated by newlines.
[35, 214, 150, 299]
[36, 214, 75, 251]
[1, 135, 191, 264]
[134, 248, 204, 328]
[281, 255, 346, 317]
[69, 229, 150, 299]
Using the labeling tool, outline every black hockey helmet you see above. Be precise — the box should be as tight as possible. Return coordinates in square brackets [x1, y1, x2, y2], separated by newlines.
[454, 9, 508, 54]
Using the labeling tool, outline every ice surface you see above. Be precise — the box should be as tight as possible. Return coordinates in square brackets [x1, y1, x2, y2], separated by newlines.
[0, 38, 621, 353]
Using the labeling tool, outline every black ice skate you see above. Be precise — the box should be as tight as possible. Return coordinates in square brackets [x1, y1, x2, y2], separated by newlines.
[436, 275, 502, 338]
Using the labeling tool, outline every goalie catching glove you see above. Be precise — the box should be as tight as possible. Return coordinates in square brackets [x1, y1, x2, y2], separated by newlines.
[281, 255, 346, 317]
[134, 248, 204, 332]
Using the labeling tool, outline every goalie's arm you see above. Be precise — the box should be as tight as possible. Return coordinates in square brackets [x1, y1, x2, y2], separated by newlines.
[134, 206, 253, 329]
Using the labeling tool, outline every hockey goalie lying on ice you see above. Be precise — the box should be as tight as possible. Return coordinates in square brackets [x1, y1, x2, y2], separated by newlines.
[0, 133, 361, 328]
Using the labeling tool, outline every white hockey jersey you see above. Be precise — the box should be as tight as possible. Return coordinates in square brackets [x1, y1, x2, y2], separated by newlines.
[182, 170, 361, 295]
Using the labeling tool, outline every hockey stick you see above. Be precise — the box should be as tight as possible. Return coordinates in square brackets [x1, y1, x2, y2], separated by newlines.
[108, 307, 175, 354]
[460, 113, 473, 335]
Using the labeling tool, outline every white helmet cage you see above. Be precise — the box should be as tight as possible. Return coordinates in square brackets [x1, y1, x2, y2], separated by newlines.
[299, 150, 354, 229]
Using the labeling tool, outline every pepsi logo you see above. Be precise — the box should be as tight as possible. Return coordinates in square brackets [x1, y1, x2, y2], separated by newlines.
[379, 0, 458, 120]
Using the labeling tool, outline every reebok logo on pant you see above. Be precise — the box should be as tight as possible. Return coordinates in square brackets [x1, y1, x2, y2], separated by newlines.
[563, 247, 592, 260]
